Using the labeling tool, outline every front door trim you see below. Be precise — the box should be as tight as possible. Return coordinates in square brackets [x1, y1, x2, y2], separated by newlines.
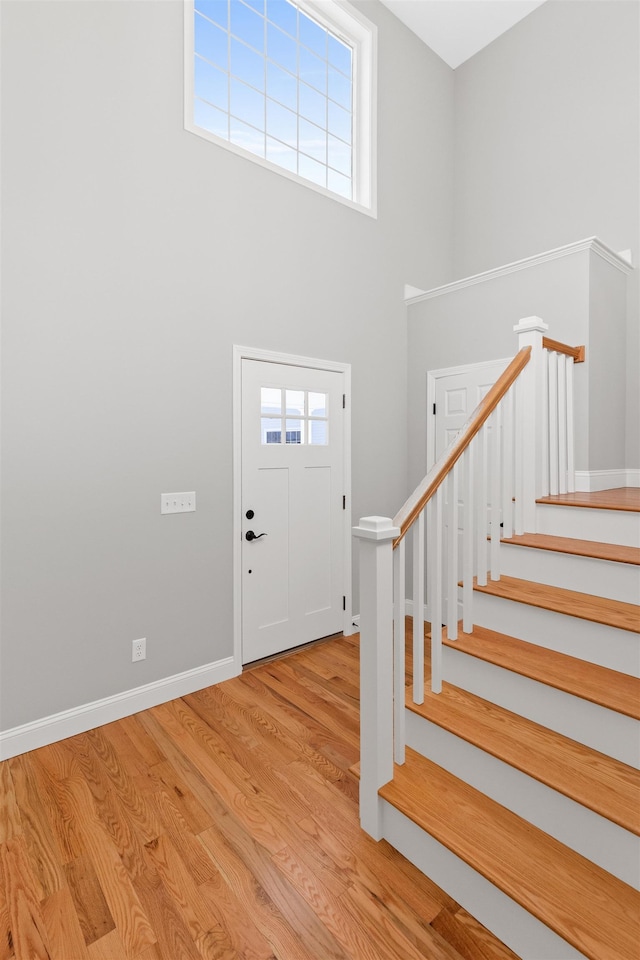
[233, 345, 353, 669]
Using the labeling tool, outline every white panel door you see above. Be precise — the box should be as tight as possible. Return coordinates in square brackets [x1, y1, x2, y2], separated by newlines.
[241, 359, 345, 663]
[432, 359, 509, 623]
[434, 360, 509, 460]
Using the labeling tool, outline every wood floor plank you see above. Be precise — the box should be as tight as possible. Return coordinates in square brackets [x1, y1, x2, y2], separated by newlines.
[196, 875, 278, 960]
[87, 928, 129, 960]
[64, 855, 116, 946]
[142, 833, 228, 955]
[0, 837, 52, 960]
[61, 777, 157, 957]
[431, 907, 521, 960]
[198, 825, 337, 960]
[0, 765, 21, 845]
[151, 788, 218, 886]
[40, 886, 91, 960]
[27, 754, 85, 865]
[8, 755, 65, 899]
[472, 574, 640, 632]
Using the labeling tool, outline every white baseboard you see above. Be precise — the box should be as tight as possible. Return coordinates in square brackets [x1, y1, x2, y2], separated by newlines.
[0, 656, 239, 761]
[574, 469, 640, 491]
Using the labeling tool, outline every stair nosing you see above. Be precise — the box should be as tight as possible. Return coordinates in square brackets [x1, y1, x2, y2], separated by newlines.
[406, 681, 640, 835]
[380, 748, 640, 960]
[500, 533, 640, 566]
[472, 575, 640, 633]
[441, 625, 640, 720]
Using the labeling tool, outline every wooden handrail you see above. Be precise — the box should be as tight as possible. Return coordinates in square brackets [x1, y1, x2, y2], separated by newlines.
[392, 346, 532, 547]
[542, 337, 585, 363]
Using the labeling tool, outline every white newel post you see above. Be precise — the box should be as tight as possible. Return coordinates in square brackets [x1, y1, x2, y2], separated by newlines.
[514, 317, 549, 533]
[353, 516, 399, 840]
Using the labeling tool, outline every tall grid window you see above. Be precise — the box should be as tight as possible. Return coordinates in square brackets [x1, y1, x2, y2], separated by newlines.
[185, 0, 376, 213]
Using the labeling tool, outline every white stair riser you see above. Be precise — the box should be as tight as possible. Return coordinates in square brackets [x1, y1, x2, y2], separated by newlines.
[535, 504, 640, 547]
[471, 592, 640, 676]
[405, 710, 639, 888]
[381, 802, 587, 960]
[442, 645, 640, 768]
[498, 545, 640, 604]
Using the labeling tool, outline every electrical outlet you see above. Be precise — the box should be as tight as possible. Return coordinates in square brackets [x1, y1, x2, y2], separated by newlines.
[132, 638, 146, 662]
[161, 492, 196, 515]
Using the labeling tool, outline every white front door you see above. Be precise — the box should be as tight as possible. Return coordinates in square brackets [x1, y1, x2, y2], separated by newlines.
[241, 358, 345, 664]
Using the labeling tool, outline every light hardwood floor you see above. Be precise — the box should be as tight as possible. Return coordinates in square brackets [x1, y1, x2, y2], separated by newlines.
[0, 633, 520, 960]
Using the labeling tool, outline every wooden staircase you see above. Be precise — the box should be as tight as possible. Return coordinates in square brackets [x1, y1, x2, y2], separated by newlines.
[377, 490, 640, 960]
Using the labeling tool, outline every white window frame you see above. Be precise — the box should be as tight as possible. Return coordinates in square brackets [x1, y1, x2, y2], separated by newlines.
[184, 0, 377, 217]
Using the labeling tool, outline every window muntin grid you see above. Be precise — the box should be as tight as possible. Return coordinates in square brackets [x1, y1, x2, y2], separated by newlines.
[192, 0, 354, 201]
[260, 387, 328, 445]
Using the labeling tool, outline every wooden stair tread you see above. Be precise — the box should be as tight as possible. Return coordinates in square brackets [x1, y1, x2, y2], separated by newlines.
[442, 625, 640, 719]
[406, 682, 640, 834]
[472, 575, 640, 633]
[380, 749, 640, 960]
[536, 487, 640, 512]
[501, 532, 640, 566]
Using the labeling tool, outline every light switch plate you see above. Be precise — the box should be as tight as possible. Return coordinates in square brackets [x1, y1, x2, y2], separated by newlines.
[161, 492, 196, 514]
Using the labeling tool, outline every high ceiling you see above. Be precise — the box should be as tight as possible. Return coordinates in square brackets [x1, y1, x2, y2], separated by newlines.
[378, 0, 547, 68]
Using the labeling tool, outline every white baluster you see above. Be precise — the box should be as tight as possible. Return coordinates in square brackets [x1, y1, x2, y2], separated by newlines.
[514, 376, 524, 535]
[502, 388, 514, 539]
[393, 538, 405, 764]
[447, 463, 459, 640]
[432, 487, 443, 694]
[558, 354, 568, 494]
[462, 442, 475, 634]
[490, 406, 501, 581]
[412, 511, 425, 705]
[566, 356, 575, 492]
[477, 423, 488, 584]
[352, 516, 399, 840]
[548, 350, 559, 495]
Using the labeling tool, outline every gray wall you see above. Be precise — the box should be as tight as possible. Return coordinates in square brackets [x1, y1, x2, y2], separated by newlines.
[0, 0, 454, 730]
[453, 0, 639, 467]
[406, 252, 592, 490]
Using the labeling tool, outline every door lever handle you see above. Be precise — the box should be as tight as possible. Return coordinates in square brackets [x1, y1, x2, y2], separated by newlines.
[245, 530, 267, 541]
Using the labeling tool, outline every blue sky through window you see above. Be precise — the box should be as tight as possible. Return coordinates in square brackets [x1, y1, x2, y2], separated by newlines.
[192, 0, 353, 199]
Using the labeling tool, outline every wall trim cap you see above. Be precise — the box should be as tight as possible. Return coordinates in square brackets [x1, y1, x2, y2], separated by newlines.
[405, 237, 634, 305]
[0, 656, 239, 761]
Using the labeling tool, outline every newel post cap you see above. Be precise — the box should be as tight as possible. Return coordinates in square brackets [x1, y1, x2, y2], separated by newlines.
[352, 516, 400, 541]
[513, 316, 549, 334]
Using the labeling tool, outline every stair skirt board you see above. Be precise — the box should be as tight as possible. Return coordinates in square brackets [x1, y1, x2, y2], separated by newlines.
[405, 709, 639, 888]
[534, 504, 640, 547]
[470, 594, 640, 677]
[381, 801, 587, 960]
[498, 545, 640, 604]
[441, 644, 640, 769]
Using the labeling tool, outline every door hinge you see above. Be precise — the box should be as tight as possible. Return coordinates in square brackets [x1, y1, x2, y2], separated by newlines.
[343, 596, 346, 611]
[342, 394, 346, 409]
[433, 403, 436, 415]
[342, 495, 346, 510]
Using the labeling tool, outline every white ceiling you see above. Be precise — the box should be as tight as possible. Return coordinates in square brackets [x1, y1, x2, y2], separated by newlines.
[378, 0, 547, 69]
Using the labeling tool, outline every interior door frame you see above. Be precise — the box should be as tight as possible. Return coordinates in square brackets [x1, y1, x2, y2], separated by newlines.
[426, 357, 511, 470]
[232, 345, 353, 669]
